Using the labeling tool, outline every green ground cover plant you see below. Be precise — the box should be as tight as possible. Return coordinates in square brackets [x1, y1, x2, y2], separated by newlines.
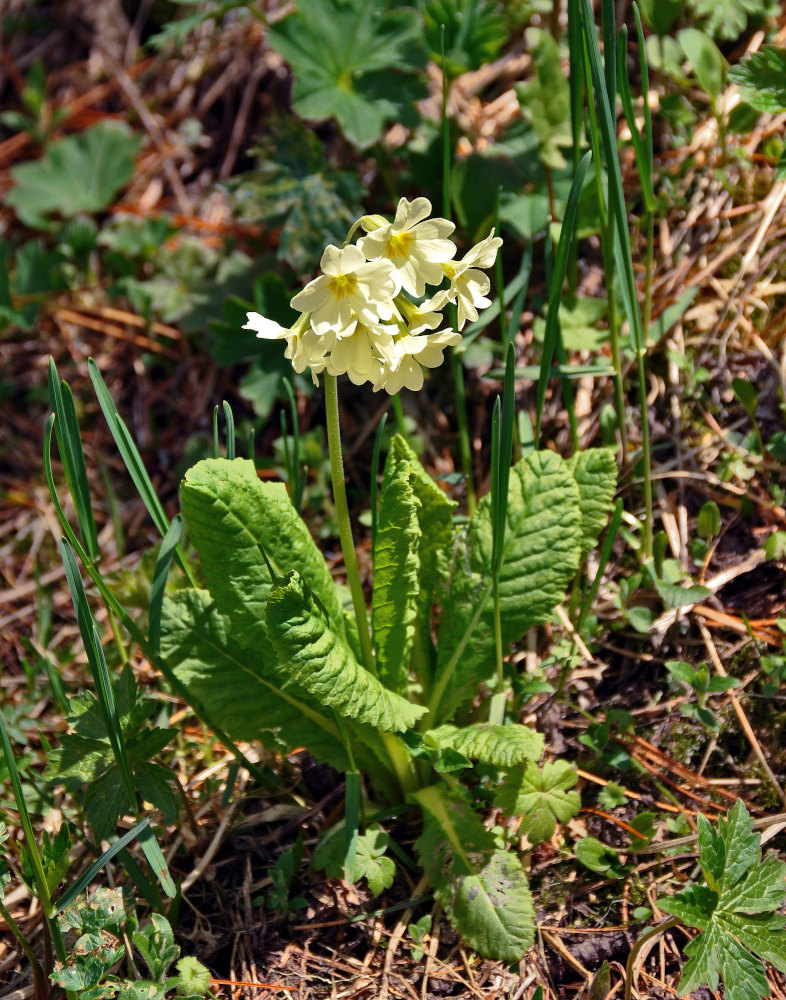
[3, 0, 786, 995]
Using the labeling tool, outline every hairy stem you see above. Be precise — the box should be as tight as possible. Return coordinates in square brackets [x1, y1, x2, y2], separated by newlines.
[324, 374, 375, 675]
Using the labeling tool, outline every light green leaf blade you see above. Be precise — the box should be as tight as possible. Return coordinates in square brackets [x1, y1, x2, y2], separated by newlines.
[353, 828, 396, 897]
[265, 571, 425, 733]
[566, 449, 618, 556]
[495, 760, 581, 845]
[6, 122, 141, 228]
[160, 587, 350, 770]
[180, 458, 345, 650]
[413, 785, 534, 963]
[435, 450, 582, 721]
[729, 47, 786, 113]
[429, 723, 544, 769]
[372, 451, 421, 695]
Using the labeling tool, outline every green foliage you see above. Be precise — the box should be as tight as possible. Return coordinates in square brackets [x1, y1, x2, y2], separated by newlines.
[21, 824, 70, 897]
[5, 122, 142, 228]
[267, 0, 427, 148]
[516, 28, 572, 170]
[429, 723, 544, 768]
[266, 571, 425, 732]
[372, 450, 421, 694]
[495, 760, 581, 845]
[408, 913, 432, 962]
[660, 800, 786, 1000]
[435, 450, 589, 721]
[413, 785, 535, 963]
[687, 0, 777, 42]
[665, 659, 741, 731]
[313, 824, 396, 897]
[233, 117, 366, 273]
[418, 0, 507, 77]
[729, 48, 786, 113]
[566, 449, 619, 557]
[265, 836, 307, 913]
[44, 664, 178, 841]
[678, 28, 726, 103]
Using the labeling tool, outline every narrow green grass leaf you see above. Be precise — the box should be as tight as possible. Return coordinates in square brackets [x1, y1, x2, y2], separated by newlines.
[212, 405, 220, 459]
[88, 358, 169, 539]
[60, 538, 137, 820]
[616, 26, 654, 214]
[137, 822, 176, 898]
[43, 415, 91, 567]
[222, 400, 235, 460]
[535, 150, 592, 445]
[53, 818, 150, 913]
[148, 515, 183, 656]
[47, 359, 99, 561]
[577, 497, 623, 631]
[370, 412, 388, 552]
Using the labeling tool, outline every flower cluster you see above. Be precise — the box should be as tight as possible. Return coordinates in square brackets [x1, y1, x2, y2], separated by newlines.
[244, 197, 502, 394]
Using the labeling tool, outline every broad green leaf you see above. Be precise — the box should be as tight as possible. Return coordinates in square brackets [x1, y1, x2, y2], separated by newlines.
[372, 451, 421, 694]
[413, 785, 535, 963]
[5, 122, 142, 228]
[660, 799, 786, 999]
[689, 0, 775, 43]
[180, 458, 345, 649]
[495, 760, 581, 845]
[267, 0, 426, 148]
[435, 450, 582, 721]
[265, 571, 425, 733]
[388, 435, 456, 630]
[420, 0, 507, 76]
[160, 588, 351, 771]
[429, 723, 544, 769]
[729, 47, 786, 113]
[566, 449, 618, 556]
[532, 297, 608, 351]
[678, 28, 727, 102]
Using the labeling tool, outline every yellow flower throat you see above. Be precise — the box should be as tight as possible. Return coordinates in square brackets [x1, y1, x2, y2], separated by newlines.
[386, 231, 415, 260]
[328, 273, 358, 299]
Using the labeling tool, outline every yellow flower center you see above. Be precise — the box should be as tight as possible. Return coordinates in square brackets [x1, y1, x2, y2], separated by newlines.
[328, 272, 358, 299]
[442, 262, 456, 280]
[385, 231, 415, 260]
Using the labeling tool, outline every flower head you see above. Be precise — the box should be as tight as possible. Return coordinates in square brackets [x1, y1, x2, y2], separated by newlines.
[291, 244, 399, 337]
[359, 197, 456, 298]
[424, 229, 503, 331]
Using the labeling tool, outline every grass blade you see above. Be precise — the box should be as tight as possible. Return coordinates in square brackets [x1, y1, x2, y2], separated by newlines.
[212, 404, 220, 458]
[48, 358, 99, 561]
[370, 411, 388, 556]
[149, 515, 183, 657]
[222, 400, 235, 460]
[60, 537, 138, 821]
[577, 497, 623, 632]
[53, 818, 149, 913]
[535, 150, 592, 446]
[138, 821, 176, 897]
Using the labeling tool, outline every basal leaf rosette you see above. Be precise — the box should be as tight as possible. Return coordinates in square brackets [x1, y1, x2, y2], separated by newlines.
[243, 196, 502, 393]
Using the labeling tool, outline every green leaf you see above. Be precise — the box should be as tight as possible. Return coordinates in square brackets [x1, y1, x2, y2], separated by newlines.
[160, 588, 352, 771]
[566, 449, 618, 557]
[372, 450, 421, 694]
[533, 297, 609, 351]
[730, 48, 786, 113]
[180, 458, 345, 649]
[419, 0, 507, 76]
[678, 28, 727, 102]
[689, 0, 775, 43]
[495, 760, 581, 845]
[655, 579, 712, 609]
[387, 435, 456, 650]
[660, 799, 786, 999]
[5, 122, 142, 228]
[574, 836, 627, 877]
[265, 571, 425, 733]
[517, 28, 572, 169]
[413, 785, 535, 963]
[267, 0, 426, 148]
[312, 824, 395, 897]
[429, 723, 544, 768]
[435, 450, 582, 721]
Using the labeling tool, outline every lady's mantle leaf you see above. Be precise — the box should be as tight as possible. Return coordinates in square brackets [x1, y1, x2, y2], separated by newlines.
[267, 0, 426, 148]
[413, 785, 534, 963]
[180, 458, 345, 651]
[429, 723, 544, 769]
[265, 571, 425, 733]
[372, 451, 421, 694]
[566, 449, 618, 556]
[6, 122, 142, 228]
[659, 799, 786, 999]
[495, 760, 581, 845]
[435, 450, 583, 721]
[729, 48, 786, 113]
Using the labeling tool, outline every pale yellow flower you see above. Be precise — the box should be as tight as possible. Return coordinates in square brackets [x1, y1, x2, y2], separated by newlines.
[325, 321, 395, 386]
[243, 311, 330, 385]
[359, 197, 456, 298]
[291, 244, 399, 337]
[423, 229, 503, 330]
[373, 329, 461, 395]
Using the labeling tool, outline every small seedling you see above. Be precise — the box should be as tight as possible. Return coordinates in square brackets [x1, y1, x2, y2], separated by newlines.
[665, 659, 740, 732]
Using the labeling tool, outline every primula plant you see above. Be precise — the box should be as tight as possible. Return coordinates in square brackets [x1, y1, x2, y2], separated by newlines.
[153, 197, 618, 961]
